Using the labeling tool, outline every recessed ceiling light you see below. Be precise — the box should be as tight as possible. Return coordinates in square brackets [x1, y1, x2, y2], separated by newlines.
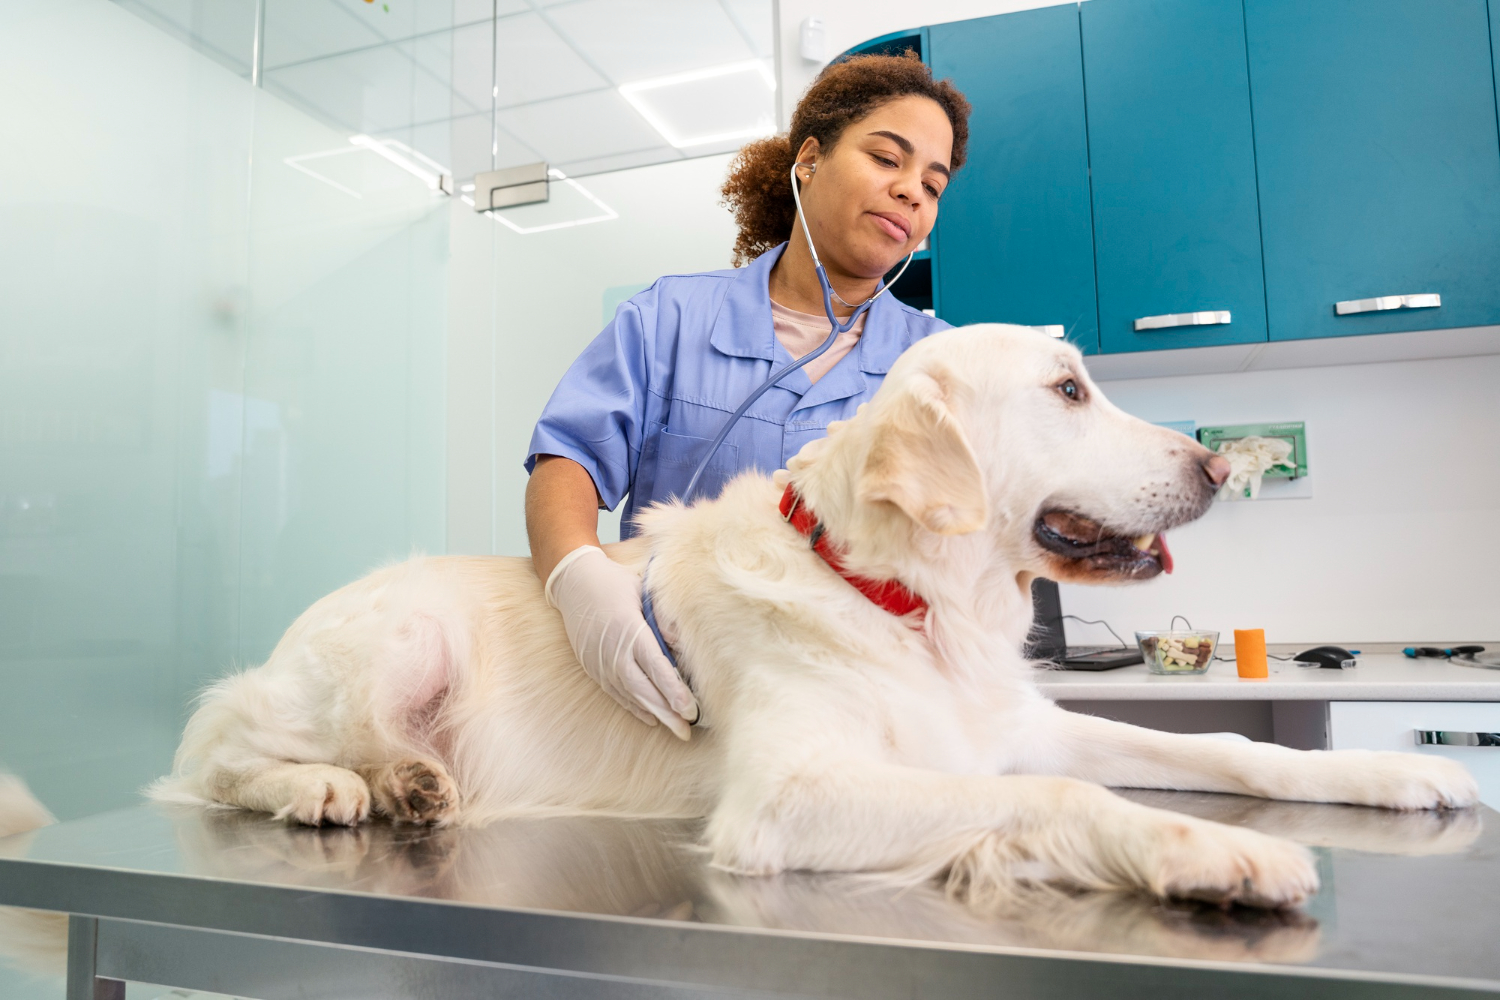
[619, 60, 776, 149]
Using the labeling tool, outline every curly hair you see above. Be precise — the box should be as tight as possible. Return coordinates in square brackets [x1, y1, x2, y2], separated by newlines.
[721, 52, 971, 266]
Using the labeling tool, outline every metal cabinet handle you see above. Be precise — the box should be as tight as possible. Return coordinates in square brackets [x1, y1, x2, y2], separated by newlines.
[1035, 325, 1065, 339]
[1335, 293, 1440, 316]
[1134, 310, 1231, 332]
[1415, 730, 1500, 747]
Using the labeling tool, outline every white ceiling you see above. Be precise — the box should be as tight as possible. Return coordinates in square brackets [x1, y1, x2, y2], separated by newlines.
[116, 0, 776, 179]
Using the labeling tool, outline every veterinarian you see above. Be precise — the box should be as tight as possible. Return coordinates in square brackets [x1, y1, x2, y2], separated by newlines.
[525, 53, 971, 739]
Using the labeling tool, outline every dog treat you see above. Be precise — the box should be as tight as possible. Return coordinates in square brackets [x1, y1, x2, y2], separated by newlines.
[1141, 634, 1215, 672]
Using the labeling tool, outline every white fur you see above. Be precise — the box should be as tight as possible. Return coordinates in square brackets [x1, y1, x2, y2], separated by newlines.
[0, 775, 67, 979]
[152, 325, 1478, 909]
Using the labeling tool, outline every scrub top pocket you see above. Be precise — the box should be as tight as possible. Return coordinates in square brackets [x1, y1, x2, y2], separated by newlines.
[642, 428, 741, 505]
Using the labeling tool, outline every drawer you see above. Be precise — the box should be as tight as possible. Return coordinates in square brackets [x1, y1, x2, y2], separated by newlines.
[1329, 702, 1500, 809]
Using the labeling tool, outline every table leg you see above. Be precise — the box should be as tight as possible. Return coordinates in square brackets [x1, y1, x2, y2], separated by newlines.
[67, 915, 125, 1000]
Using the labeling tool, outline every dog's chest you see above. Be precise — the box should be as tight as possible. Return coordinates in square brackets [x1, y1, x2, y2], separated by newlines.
[869, 666, 1023, 774]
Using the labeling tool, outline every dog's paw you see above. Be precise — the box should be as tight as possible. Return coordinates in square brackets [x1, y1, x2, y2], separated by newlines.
[276, 766, 371, 827]
[364, 759, 459, 825]
[1325, 751, 1479, 811]
[1153, 817, 1319, 909]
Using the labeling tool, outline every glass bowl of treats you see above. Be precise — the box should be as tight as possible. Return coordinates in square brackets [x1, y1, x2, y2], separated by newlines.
[1136, 630, 1218, 675]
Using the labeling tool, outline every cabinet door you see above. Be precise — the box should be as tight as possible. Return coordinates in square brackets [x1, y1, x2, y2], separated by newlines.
[1246, 0, 1500, 341]
[1493, 0, 1500, 151]
[1329, 702, 1500, 809]
[1082, 0, 1267, 353]
[929, 7, 1098, 353]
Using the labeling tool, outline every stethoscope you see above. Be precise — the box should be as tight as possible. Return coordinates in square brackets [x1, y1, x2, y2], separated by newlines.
[678, 161, 915, 501]
[642, 161, 916, 683]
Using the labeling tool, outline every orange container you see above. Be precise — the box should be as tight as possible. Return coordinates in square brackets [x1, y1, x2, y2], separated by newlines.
[1234, 629, 1269, 678]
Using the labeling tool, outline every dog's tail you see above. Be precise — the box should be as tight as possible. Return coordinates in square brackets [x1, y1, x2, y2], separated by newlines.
[0, 772, 69, 980]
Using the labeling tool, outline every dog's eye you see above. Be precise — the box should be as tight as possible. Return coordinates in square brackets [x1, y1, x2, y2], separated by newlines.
[1057, 379, 1080, 401]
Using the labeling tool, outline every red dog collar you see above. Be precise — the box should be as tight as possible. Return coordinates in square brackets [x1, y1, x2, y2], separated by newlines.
[778, 484, 928, 624]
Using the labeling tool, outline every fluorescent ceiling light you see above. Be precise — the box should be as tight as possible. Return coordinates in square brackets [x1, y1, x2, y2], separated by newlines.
[283, 138, 451, 199]
[459, 169, 618, 235]
[619, 60, 776, 149]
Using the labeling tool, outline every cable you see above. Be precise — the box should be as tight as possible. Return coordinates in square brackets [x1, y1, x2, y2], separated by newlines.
[1057, 611, 1300, 665]
[1165, 615, 1296, 663]
[1062, 615, 1127, 649]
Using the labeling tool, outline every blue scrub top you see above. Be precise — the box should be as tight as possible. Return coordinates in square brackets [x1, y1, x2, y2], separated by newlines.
[526, 242, 951, 538]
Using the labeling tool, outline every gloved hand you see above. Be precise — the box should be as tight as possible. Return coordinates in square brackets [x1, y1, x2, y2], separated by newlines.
[545, 545, 699, 740]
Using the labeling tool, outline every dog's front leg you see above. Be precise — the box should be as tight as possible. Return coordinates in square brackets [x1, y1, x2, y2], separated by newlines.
[707, 762, 1316, 908]
[1029, 706, 1478, 811]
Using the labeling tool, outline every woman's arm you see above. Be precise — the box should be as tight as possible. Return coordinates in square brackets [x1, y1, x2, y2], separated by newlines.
[526, 454, 699, 739]
[526, 454, 604, 583]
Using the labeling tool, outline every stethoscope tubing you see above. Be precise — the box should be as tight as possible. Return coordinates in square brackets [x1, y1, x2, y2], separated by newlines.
[679, 163, 914, 502]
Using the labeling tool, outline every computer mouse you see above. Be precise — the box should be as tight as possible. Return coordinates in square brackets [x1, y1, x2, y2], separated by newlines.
[1295, 645, 1357, 669]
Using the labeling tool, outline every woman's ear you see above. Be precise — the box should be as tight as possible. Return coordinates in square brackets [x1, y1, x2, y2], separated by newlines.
[793, 136, 821, 177]
[856, 370, 988, 535]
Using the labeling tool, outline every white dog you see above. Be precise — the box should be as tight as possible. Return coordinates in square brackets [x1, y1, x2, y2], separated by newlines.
[153, 325, 1477, 909]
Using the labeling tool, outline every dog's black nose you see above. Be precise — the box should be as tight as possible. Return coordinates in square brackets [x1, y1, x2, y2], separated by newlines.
[1202, 454, 1231, 488]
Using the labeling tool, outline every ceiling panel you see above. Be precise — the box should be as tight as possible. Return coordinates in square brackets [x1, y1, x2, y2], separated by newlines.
[720, 0, 773, 58]
[265, 43, 453, 134]
[322, 0, 480, 40]
[262, 0, 387, 69]
[399, 34, 481, 119]
[115, 0, 258, 78]
[554, 145, 684, 177]
[447, 21, 494, 112]
[427, 111, 545, 179]
[622, 62, 773, 147]
[455, 0, 529, 20]
[495, 12, 609, 105]
[496, 89, 666, 164]
[544, 0, 753, 83]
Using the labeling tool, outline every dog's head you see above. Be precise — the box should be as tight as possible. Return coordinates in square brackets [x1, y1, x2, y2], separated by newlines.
[801, 324, 1228, 585]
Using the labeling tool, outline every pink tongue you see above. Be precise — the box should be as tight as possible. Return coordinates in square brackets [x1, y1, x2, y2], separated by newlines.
[1157, 532, 1174, 574]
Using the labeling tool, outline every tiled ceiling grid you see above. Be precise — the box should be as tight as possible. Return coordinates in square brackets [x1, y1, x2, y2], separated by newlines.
[116, 0, 775, 180]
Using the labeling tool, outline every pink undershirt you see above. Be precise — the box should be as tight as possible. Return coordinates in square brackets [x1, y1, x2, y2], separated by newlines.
[770, 299, 866, 384]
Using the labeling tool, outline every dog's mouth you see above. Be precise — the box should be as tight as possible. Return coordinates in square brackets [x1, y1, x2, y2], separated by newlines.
[1033, 510, 1173, 582]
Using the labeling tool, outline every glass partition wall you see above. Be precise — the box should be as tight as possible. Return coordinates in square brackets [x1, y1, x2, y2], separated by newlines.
[1, 2, 772, 995]
[0, 0, 450, 840]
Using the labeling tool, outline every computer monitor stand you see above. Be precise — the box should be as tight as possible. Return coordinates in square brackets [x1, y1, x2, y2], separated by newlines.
[1024, 578, 1142, 670]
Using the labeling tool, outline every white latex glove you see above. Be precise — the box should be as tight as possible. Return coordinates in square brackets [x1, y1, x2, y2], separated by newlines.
[545, 545, 698, 740]
[1215, 435, 1295, 501]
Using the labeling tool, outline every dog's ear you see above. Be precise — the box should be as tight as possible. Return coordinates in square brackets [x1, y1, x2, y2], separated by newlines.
[857, 369, 988, 535]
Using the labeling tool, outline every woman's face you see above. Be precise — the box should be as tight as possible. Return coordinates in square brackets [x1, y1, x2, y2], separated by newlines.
[796, 95, 955, 280]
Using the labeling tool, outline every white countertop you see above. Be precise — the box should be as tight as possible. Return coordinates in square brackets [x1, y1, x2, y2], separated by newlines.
[1036, 652, 1500, 701]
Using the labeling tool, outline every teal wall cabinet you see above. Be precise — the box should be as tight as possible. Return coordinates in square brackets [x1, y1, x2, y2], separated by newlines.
[1492, 0, 1500, 157]
[1082, 0, 1268, 353]
[1246, 0, 1500, 340]
[929, 6, 1099, 353]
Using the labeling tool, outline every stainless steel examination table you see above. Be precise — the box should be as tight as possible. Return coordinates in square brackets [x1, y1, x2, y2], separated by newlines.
[1, 790, 1496, 999]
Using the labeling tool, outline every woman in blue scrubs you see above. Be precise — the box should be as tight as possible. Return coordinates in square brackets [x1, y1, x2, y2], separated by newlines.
[526, 54, 971, 738]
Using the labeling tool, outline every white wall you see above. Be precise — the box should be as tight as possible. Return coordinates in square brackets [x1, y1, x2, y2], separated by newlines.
[774, 0, 1068, 125]
[1063, 354, 1500, 646]
[447, 154, 740, 556]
